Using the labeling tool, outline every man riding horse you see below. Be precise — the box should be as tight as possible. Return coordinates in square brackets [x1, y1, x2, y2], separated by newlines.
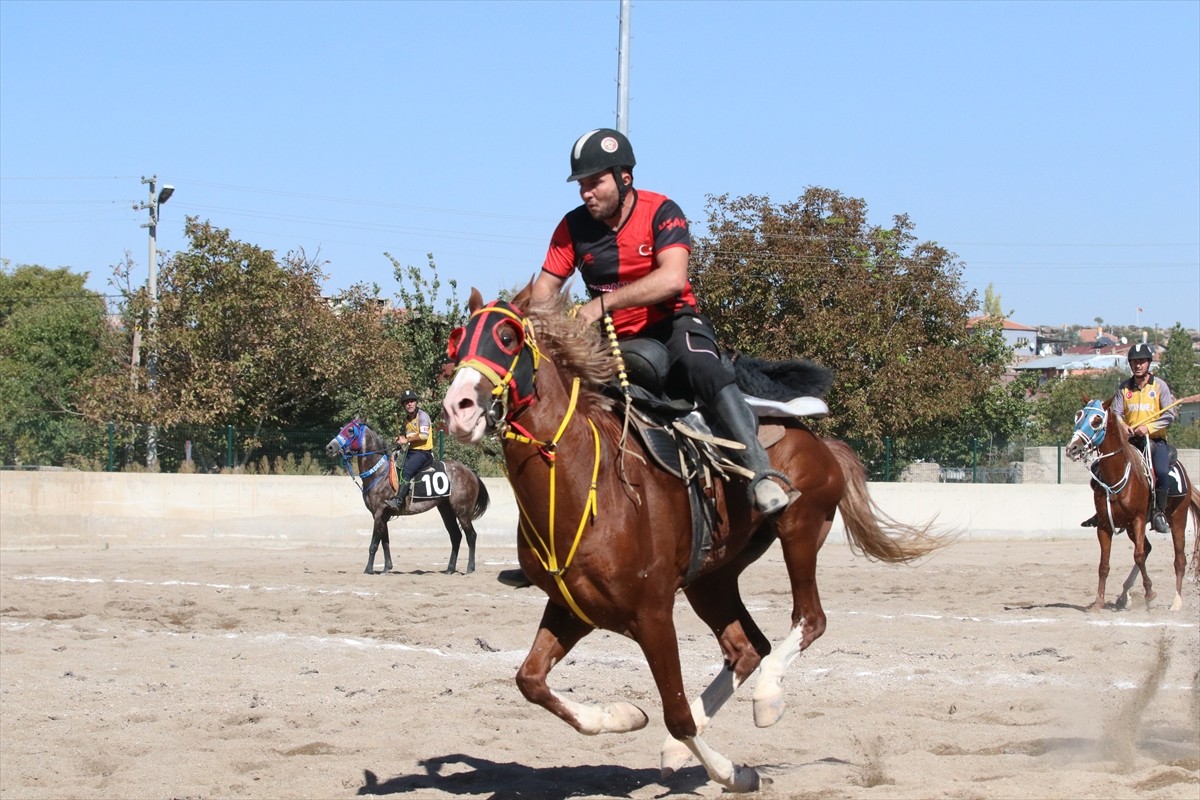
[386, 389, 435, 511]
[535, 127, 795, 515]
[1081, 342, 1177, 532]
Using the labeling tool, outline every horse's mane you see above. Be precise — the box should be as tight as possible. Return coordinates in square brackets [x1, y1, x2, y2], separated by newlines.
[525, 293, 618, 412]
[1103, 396, 1145, 469]
[355, 419, 389, 453]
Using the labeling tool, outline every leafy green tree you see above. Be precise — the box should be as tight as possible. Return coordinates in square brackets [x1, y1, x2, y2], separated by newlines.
[385, 254, 467, 401]
[1159, 323, 1199, 398]
[692, 189, 1004, 447]
[88, 218, 410, 468]
[1026, 371, 1125, 445]
[983, 283, 1005, 318]
[381, 254, 505, 472]
[0, 263, 115, 465]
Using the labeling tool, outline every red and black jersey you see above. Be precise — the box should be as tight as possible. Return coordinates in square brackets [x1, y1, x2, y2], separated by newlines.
[542, 189, 695, 336]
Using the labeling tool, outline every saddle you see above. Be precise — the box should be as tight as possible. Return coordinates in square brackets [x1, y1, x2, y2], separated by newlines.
[604, 338, 832, 584]
[1088, 441, 1190, 498]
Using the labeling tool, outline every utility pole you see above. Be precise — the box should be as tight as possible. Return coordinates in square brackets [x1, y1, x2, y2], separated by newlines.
[616, 0, 631, 134]
[132, 176, 174, 469]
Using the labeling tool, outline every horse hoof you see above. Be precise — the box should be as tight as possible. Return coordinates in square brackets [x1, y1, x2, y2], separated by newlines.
[603, 702, 648, 734]
[660, 737, 693, 777]
[753, 692, 786, 728]
[730, 764, 762, 793]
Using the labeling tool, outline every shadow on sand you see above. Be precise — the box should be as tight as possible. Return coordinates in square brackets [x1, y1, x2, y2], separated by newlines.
[356, 752, 709, 799]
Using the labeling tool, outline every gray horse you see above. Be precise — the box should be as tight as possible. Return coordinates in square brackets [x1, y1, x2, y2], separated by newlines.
[326, 418, 489, 574]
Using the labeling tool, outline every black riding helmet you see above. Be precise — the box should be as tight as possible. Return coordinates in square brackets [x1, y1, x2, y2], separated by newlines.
[567, 128, 636, 210]
[400, 389, 419, 404]
[1127, 342, 1154, 362]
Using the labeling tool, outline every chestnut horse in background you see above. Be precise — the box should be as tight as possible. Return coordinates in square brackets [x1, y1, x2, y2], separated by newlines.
[1066, 397, 1199, 612]
[441, 287, 949, 793]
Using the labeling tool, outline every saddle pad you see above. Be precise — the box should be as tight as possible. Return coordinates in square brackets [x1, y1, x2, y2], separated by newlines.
[758, 422, 787, 450]
[747, 394, 829, 419]
[409, 461, 453, 501]
[1165, 462, 1190, 498]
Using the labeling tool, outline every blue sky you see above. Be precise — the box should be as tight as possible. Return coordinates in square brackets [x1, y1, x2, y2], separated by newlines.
[2, 0, 1197, 332]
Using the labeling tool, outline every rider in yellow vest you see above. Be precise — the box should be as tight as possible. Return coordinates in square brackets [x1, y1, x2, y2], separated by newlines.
[386, 389, 434, 510]
[1081, 342, 1177, 532]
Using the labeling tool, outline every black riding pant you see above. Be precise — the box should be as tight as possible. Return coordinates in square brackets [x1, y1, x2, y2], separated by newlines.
[402, 449, 433, 482]
[1130, 435, 1170, 492]
[638, 306, 734, 408]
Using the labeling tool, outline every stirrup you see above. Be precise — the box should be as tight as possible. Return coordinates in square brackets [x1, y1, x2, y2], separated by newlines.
[1151, 512, 1169, 534]
[748, 470, 794, 516]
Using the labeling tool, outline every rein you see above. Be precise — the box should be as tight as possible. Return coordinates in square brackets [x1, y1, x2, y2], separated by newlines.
[1089, 450, 1133, 533]
[1074, 403, 1153, 532]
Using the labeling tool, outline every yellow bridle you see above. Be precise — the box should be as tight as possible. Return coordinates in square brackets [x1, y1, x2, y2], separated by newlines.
[456, 303, 600, 627]
[506, 376, 601, 627]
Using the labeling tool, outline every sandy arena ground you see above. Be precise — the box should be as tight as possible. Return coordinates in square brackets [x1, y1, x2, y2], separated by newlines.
[1, 534, 1198, 800]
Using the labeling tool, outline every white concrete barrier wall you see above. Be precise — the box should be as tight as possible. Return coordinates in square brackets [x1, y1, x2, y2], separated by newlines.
[1, 472, 1194, 551]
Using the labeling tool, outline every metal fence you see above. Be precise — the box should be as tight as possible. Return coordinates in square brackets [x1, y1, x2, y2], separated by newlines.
[3, 422, 1039, 483]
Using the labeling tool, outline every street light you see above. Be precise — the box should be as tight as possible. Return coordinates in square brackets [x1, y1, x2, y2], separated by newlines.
[132, 175, 174, 468]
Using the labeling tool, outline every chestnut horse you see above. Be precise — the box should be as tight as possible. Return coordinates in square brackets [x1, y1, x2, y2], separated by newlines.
[1066, 397, 1199, 612]
[441, 288, 948, 793]
[325, 418, 489, 575]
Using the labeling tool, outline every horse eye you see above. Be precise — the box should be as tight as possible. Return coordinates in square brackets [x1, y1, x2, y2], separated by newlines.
[494, 323, 521, 355]
[1089, 415, 1103, 430]
[1074, 410, 1084, 423]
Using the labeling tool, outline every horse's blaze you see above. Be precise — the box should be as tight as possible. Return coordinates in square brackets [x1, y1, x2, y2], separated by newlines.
[443, 368, 488, 445]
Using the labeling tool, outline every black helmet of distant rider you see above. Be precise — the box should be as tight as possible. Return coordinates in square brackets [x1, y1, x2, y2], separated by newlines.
[567, 128, 636, 207]
[399, 389, 419, 407]
[1127, 342, 1154, 363]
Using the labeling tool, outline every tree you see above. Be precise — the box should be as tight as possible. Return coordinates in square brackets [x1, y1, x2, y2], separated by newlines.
[380, 254, 498, 471]
[1026, 371, 1125, 445]
[1159, 323, 1199, 398]
[983, 283, 1005, 318]
[87, 218, 409, 468]
[0, 263, 115, 465]
[384, 253, 468, 406]
[692, 189, 1005, 447]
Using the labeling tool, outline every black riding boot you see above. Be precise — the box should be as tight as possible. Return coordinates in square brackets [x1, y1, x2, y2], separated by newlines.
[1080, 513, 1098, 527]
[1151, 489, 1169, 533]
[709, 384, 791, 516]
[385, 481, 411, 512]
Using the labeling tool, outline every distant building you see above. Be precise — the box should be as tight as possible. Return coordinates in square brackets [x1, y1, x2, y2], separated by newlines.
[1178, 394, 1200, 427]
[967, 316, 1038, 357]
[1012, 353, 1130, 383]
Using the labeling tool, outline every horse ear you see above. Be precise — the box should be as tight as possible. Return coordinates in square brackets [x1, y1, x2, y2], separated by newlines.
[511, 278, 534, 310]
[468, 288, 484, 313]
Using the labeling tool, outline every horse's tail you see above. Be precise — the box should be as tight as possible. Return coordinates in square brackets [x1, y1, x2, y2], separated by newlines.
[472, 471, 490, 521]
[825, 438, 954, 563]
